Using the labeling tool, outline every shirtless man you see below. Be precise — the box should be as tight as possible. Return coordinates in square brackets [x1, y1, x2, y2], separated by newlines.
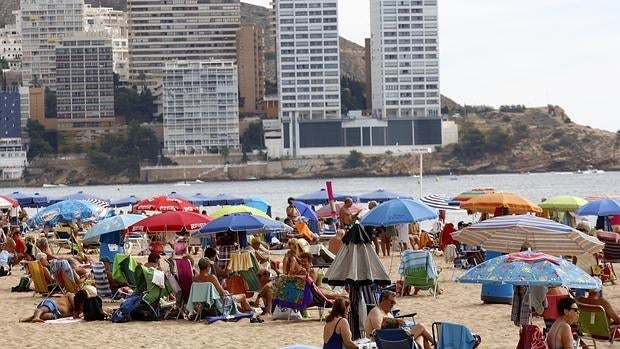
[338, 198, 359, 228]
[192, 258, 253, 313]
[255, 269, 273, 316]
[21, 290, 88, 322]
[577, 289, 620, 325]
[364, 290, 434, 349]
[286, 197, 301, 221]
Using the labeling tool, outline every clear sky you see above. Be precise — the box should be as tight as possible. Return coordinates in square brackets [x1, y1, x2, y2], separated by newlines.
[243, 0, 620, 132]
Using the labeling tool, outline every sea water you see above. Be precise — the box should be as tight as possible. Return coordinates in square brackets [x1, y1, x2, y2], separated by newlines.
[5, 171, 618, 227]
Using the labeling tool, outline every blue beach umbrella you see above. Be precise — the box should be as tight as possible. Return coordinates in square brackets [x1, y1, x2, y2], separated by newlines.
[457, 250, 602, 290]
[294, 189, 357, 205]
[30, 193, 49, 208]
[360, 198, 437, 226]
[293, 200, 319, 222]
[358, 189, 413, 203]
[30, 199, 110, 226]
[188, 193, 210, 206]
[244, 197, 272, 217]
[168, 191, 202, 206]
[83, 214, 145, 241]
[110, 195, 142, 208]
[192, 213, 292, 237]
[50, 191, 109, 204]
[6, 191, 49, 208]
[202, 194, 245, 206]
[575, 198, 620, 216]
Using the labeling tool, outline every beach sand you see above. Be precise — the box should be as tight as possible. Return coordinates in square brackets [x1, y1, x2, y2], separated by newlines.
[1, 254, 617, 349]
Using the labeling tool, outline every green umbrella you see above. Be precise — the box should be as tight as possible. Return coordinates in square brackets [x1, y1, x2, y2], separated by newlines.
[539, 195, 587, 211]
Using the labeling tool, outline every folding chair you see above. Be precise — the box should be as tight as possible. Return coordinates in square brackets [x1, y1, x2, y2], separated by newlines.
[186, 282, 222, 321]
[91, 262, 119, 301]
[162, 271, 185, 319]
[577, 302, 619, 348]
[26, 261, 60, 297]
[399, 250, 441, 298]
[49, 228, 75, 254]
[50, 259, 79, 294]
[374, 328, 416, 349]
[432, 321, 481, 349]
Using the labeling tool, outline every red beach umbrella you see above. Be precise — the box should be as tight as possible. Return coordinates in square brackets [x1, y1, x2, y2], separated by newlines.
[132, 195, 199, 213]
[128, 211, 212, 233]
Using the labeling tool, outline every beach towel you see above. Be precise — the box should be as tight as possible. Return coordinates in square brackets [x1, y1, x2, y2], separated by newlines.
[272, 275, 313, 311]
[436, 322, 477, 349]
[399, 250, 438, 279]
[151, 269, 165, 288]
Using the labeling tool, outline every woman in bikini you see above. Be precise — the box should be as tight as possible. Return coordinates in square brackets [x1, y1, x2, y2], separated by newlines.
[546, 297, 580, 349]
[322, 297, 357, 349]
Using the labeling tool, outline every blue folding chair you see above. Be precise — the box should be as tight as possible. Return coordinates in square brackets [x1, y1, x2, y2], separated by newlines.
[374, 328, 418, 349]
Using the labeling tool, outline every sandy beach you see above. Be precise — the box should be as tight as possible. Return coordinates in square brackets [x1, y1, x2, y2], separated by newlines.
[2, 253, 618, 349]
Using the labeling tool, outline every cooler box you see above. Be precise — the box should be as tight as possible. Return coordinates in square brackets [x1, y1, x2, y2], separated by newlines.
[481, 250, 513, 304]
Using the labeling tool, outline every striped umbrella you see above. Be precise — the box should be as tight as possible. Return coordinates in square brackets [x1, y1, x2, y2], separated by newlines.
[450, 188, 495, 205]
[585, 194, 620, 201]
[452, 214, 604, 256]
[421, 194, 463, 211]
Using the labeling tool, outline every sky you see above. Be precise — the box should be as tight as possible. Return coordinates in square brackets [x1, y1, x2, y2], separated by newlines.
[243, 0, 620, 132]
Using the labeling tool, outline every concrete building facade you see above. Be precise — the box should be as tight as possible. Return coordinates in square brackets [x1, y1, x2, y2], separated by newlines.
[237, 24, 265, 115]
[84, 4, 129, 82]
[275, 0, 341, 156]
[0, 22, 22, 70]
[55, 32, 116, 144]
[0, 91, 22, 138]
[127, 0, 240, 91]
[162, 60, 240, 155]
[20, 0, 84, 88]
[0, 138, 27, 180]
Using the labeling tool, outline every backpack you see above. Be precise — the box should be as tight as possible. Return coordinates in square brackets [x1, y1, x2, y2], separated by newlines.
[11, 276, 31, 292]
[83, 296, 106, 321]
[112, 292, 143, 323]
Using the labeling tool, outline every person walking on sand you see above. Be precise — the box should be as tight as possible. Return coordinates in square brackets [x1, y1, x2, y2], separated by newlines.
[338, 198, 359, 229]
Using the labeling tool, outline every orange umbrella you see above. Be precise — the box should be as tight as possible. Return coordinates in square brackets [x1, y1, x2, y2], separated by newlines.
[451, 188, 495, 203]
[460, 192, 542, 215]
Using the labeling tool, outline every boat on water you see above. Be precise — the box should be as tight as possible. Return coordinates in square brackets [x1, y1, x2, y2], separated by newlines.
[194, 179, 205, 183]
[173, 181, 191, 186]
[245, 176, 258, 180]
[575, 167, 605, 174]
[42, 183, 66, 188]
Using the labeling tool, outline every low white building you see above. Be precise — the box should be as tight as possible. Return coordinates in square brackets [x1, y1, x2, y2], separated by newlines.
[0, 138, 27, 180]
[162, 60, 240, 155]
[263, 119, 283, 159]
[0, 22, 21, 70]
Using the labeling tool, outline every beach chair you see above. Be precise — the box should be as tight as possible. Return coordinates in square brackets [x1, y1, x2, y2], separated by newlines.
[374, 328, 417, 349]
[272, 275, 314, 319]
[112, 254, 138, 287]
[432, 322, 481, 349]
[49, 228, 75, 254]
[92, 262, 119, 301]
[26, 260, 60, 297]
[133, 264, 172, 320]
[162, 271, 185, 319]
[577, 302, 619, 347]
[172, 257, 194, 305]
[542, 294, 569, 334]
[186, 281, 222, 321]
[596, 231, 620, 278]
[398, 250, 441, 298]
[50, 259, 79, 293]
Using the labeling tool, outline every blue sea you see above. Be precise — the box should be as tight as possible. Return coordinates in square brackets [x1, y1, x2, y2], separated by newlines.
[4, 171, 618, 227]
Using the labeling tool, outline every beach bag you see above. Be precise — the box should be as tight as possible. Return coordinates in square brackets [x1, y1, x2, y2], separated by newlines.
[11, 276, 31, 292]
[83, 296, 106, 321]
[272, 305, 303, 320]
[0, 265, 9, 277]
[516, 324, 548, 349]
[112, 292, 143, 323]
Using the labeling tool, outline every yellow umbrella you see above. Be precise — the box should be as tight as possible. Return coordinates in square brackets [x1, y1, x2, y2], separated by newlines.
[460, 192, 542, 215]
[210, 205, 270, 219]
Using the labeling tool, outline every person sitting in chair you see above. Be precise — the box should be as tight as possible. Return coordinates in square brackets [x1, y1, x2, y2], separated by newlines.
[193, 258, 253, 313]
[255, 269, 274, 316]
[577, 289, 620, 326]
[364, 290, 435, 349]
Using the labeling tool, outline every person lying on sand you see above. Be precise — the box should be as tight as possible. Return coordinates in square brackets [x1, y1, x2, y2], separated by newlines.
[20, 290, 88, 323]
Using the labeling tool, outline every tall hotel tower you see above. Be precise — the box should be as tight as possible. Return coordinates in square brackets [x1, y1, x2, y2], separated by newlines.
[275, 0, 341, 156]
[370, 0, 441, 144]
[20, 0, 84, 88]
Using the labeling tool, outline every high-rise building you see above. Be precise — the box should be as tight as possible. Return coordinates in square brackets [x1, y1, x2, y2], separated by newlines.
[162, 60, 240, 155]
[370, 0, 440, 119]
[127, 0, 240, 91]
[20, 0, 84, 88]
[55, 32, 116, 144]
[0, 90, 22, 138]
[83, 5, 129, 82]
[275, 0, 341, 156]
[0, 20, 22, 70]
[237, 24, 265, 115]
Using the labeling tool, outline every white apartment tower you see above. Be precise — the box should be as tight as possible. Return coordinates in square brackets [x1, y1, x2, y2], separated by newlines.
[0, 15, 22, 70]
[162, 60, 240, 155]
[84, 5, 129, 82]
[20, 0, 84, 88]
[55, 33, 115, 142]
[275, 0, 341, 121]
[370, 0, 440, 119]
[127, 0, 240, 91]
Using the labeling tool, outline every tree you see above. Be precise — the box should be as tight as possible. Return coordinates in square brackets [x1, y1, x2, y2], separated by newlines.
[345, 150, 364, 168]
[240, 121, 264, 153]
[26, 120, 53, 160]
[0, 57, 8, 69]
[44, 87, 57, 118]
[340, 76, 366, 114]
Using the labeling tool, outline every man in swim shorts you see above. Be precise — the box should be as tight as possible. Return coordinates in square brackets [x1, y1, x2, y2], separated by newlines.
[21, 290, 87, 322]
